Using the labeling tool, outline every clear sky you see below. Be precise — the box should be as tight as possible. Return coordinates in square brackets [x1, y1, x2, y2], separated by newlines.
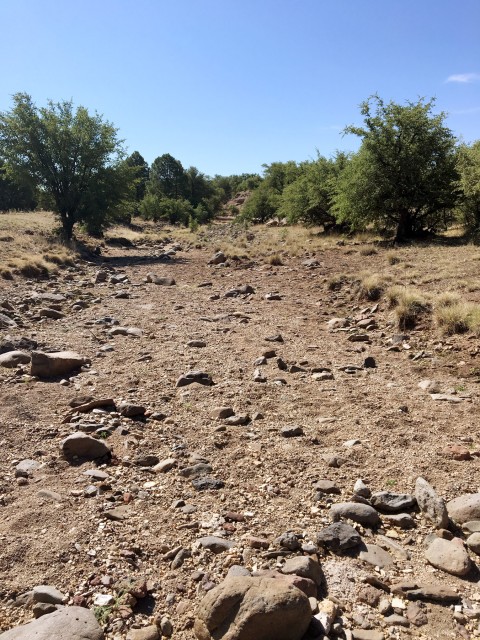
[1, 0, 479, 176]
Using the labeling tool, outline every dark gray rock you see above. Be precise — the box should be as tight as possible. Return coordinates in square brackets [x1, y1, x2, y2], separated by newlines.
[330, 502, 381, 527]
[316, 522, 362, 551]
[192, 477, 225, 491]
[370, 491, 416, 513]
[61, 432, 110, 460]
[176, 371, 213, 387]
[0, 351, 31, 368]
[31, 351, 90, 378]
[197, 536, 235, 553]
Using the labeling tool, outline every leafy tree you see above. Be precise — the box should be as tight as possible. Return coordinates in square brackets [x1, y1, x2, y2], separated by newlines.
[185, 166, 214, 207]
[0, 93, 133, 239]
[0, 165, 36, 211]
[126, 151, 149, 203]
[139, 193, 193, 225]
[457, 141, 480, 234]
[333, 96, 459, 240]
[240, 184, 280, 222]
[149, 153, 188, 200]
[278, 153, 349, 228]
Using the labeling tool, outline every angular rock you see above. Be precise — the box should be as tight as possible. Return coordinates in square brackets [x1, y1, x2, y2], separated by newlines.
[39, 308, 65, 320]
[316, 522, 362, 551]
[153, 458, 177, 473]
[281, 426, 304, 438]
[315, 479, 341, 495]
[0, 351, 31, 368]
[0, 605, 104, 639]
[447, 493, 480, 524]
[352, 630, 384, 640]
[61, 432, 110, 460]
[359, 544, 395, 568]
[192, 477, 224, 491]
[353, 479, 371, 498]
[31, 351, 90, 378]
[415, 477, 448, 529]
[176, 370, 213, 387]
[126, 627, 159, 640]
[0, 313, 17, 329]
[281, 556, 322, 586]
[330, 502, 381, 527]
[425, 537, 471, 576]
[118, 402, 146, 418]
[32, 585, 66, 605]
[208, 251, 226, 265]
[15, 459, 41, 477]
[370, 491, 416, 513]
[193, 576, 311, 640]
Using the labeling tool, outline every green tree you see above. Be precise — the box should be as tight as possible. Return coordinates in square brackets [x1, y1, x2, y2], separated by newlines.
[278, 152, 349, 228]
[0, 165, 36, 211]
[333, 96, 459, 240]
[149, 153, 187, 200]
[126, 151, 149, 203]
[0, 93, 133, 239]
[457, 141, 480, 234]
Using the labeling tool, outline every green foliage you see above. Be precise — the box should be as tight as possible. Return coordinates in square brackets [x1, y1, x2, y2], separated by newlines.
[0, 165, 36, 211]
[0, 93, 133, 239]
[126, 151, 149, 203]
[139, 194, 193, 225]
[333, 96, 460, 240]
[457, 141, 480, 234]
[278, 153, 349, 228]
[149, 153, 188, 200]
[240, 184, 280, 222]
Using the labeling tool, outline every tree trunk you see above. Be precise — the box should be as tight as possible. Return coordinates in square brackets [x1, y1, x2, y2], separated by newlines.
[395, 211, 414, 242]
[61, 212, 75, 241]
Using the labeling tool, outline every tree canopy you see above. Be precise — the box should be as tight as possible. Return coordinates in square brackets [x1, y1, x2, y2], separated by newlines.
[333, 96, 460, 240]
[0, 93, 134, 238]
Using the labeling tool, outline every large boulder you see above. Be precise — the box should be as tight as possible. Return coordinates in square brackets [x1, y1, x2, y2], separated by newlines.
[61, 433, 110, 460]
[194, 576, 311, 640]
[31, 351, 90, 378]
[0, 351, 31, 368]
[447, 494, 480, 525]
[0, 605, 104, 639]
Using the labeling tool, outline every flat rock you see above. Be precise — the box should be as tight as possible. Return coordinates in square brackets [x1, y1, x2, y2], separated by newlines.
[153, 458, 177, 473]
[430, 393, 462, 403]
[31, 351, 90, 378]
[463, 520, 480, 533]
[194, 576, 311, 640]
[315, 479, 341, 495]
[330, 502, 381, 527]
[425, 537, 471, 576]
[0, 605, 104, 639]
[61, 432, 110, 460]
[415, 477, 448, 528]
[118, 402, 146, 417]
[0, 351, 31, 368]
[371, 491, 416, 513]
[39, 308, 65, 319]
[0, 313, 17, 329]
[382, 513, 416, 529]
[280, 426, 304, 438]
[359, 544, 395, 568]
[126, 627, 159, 640]
[192, 477, 224, 491]
[146, 274, 176, 286]
[352, 630, 384, 640]
[197, 536, 235, 553]
[466, 532, 480, 554]
[15, 459, 41, 477]
[316, 522, 362, 551]
[447, 493, 480, 524]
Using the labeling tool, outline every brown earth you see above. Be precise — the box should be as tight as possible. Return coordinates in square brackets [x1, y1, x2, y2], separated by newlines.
[1, 222, 480, 639]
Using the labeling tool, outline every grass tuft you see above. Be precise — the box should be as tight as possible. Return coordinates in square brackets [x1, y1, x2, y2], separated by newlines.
[387, 285, 431, 329]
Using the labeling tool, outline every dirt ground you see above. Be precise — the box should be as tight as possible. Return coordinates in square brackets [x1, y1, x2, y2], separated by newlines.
[1, 222, 480, 639]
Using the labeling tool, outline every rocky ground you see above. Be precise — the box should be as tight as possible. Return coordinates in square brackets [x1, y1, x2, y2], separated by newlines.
[1, 228, 480, 639]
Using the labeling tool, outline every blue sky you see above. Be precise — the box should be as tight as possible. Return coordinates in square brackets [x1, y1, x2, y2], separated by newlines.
[1, 0, 479, 176]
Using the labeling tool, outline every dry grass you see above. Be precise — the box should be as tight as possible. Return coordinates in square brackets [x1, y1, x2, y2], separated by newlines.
[0, 210, 75, 279]
[435, 302, 480, 336]
[386, 250, 402, 265]
[358, 273, 389, 301]
[359, 246, 378, 256]
[387, 285, 432, 329]
[268, 254, 284, 266]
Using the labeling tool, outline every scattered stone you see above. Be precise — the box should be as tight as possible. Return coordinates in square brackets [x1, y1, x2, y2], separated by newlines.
[312, 371, 334, 381]
[276, 532, 301, 551]
[330, 502, 381, 527]
[212, 407, 235, 419]
[208, 251, 226, 265]
[176, 371, 213, 387]
[153, 458, 177, 473]
[281, 556, 322, 586]
[126, 627, 159, 640]
[146, 274, 176, 286]
[430, 393, 462, 403]
[354, 479, 371, 498]
[351, 630, 384, 640]
[363, 356, 376, 368]
[31, 350, 90, 377]
[0, 313, 17, 329]
[0, 351, 31, 368]
[359, 544, 395, 568]
[192, 477, 225, 491]
[418, 379, 440, 392]
[39, 308, 65, 319]
[447, 493, 480, 524]
[462, 520, 480, 533]
[370, 491, 416, 513]
[382, 513, 416, 529]
[193, 576, 311, 640]
[280, 426, 304, 438]
[425, 537, 471, 576]
[405, 601, 428, 626]
[105, 506, 132, 521]
[316, 522, 362, 551]
[118, 402, 146, 418]
[187, 340, 207, 348]
[253, 368, 267, 383]
[32, 585, 66, 605]
[32, 603, 57, 619]
[415, 477, 448, 529]
[61, 432, 111, 460]
[265, 292, 282, 301]
[315, 479, 341, 495]
[0, 606, 104, 640]
[38, 489, 63, 502]
[15, 459, 41, 477]
[442, 444, 472, 460]
[197, 536, 235, 553]
[466, 532, 480, 554]
[180, 463, 213, 478]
